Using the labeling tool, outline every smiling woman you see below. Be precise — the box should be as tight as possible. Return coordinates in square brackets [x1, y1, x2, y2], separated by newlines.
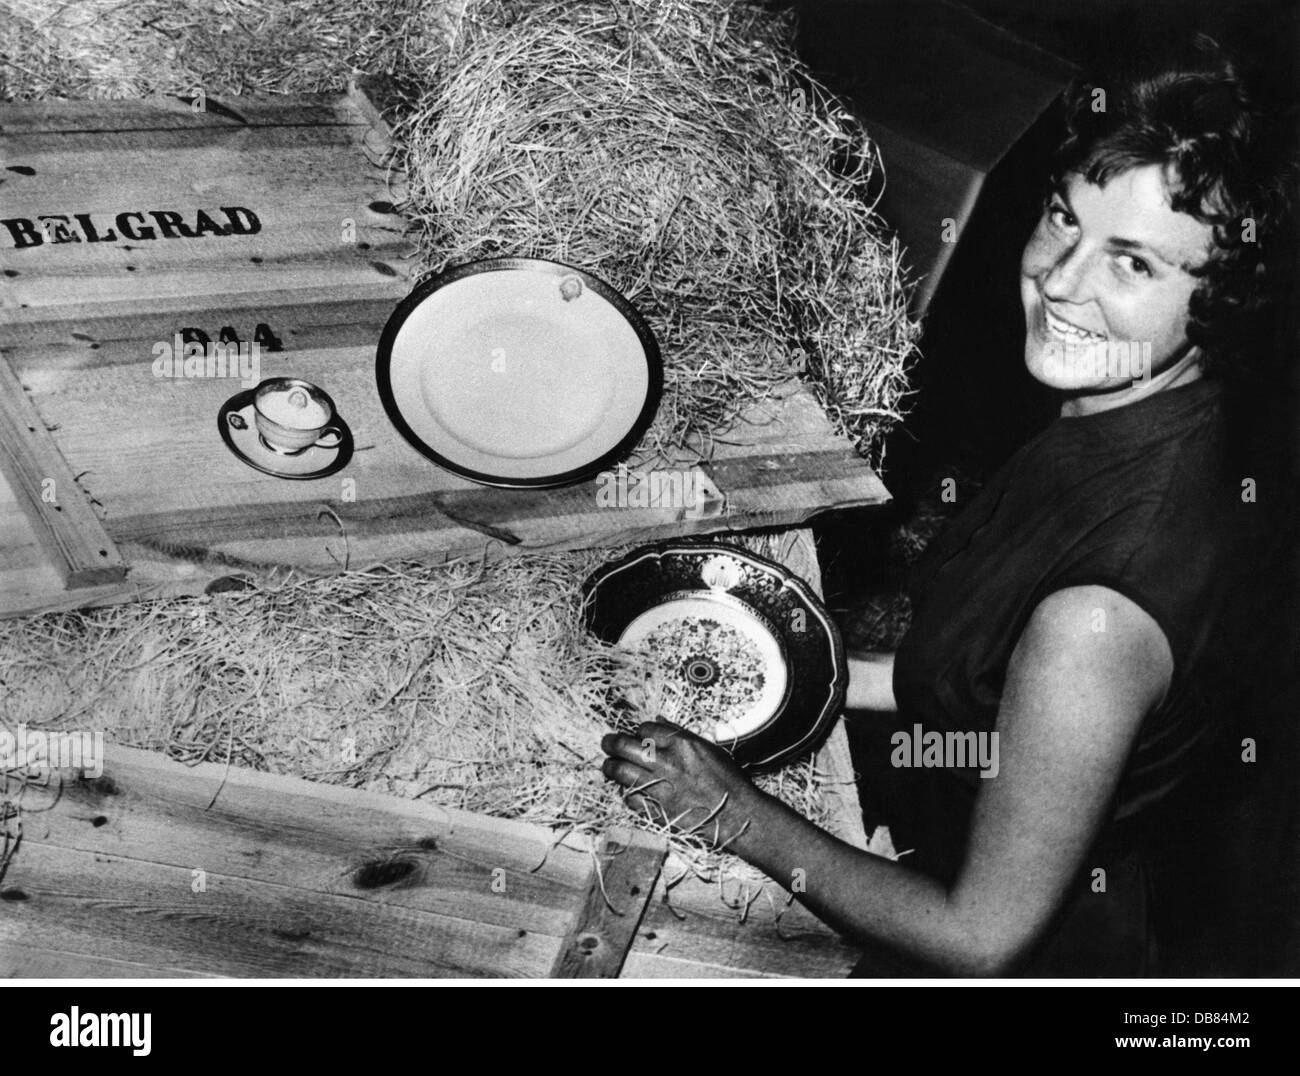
[1021, 166, 1213, 401]
[600, 34, 1298, 976]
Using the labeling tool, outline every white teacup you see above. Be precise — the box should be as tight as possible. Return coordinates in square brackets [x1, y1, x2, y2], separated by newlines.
[253, 378, 343, 455]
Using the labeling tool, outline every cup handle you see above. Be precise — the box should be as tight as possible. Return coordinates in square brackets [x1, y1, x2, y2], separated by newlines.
[314, 425, 344, 450]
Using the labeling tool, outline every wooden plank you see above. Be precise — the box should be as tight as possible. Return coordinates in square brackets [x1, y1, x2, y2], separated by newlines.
[19, 749, 597, 940]
[0, 94, 378, 135]
[4, 121, 381, 160]
[25, 744, 597, 892]
[4, 262, 410, 314]
[0, 482, 216, 617]
[550, 829, 665, 978]
[620, 951, 768, 979]
[816, 723, 867, 850]
[753, 529, 867, 851]
[0, 212, 407, 274]
[628, 873, 862, 979]
[0, 286, 403, 347]
[4, 842, 563, 978]
[0, 943, 214, 979]
[0, 353, 126, 587]
[0, 286, 407, 352]
[2, 135, 393, 210]
[0, 743, 608, 977]
[784, 529, 870, 853]
[2, 332, 889, 612]
[12, 349, 887, 575]
[0, 90, 414, 321]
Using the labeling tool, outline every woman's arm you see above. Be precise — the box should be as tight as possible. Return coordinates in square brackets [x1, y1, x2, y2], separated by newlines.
[845, 650, 897, 711]
[601, 585, 1173, 975]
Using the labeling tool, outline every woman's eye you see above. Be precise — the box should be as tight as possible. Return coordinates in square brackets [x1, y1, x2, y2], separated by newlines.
[1046, 201, 1076, 229]
[1116, 253, 1153, 277]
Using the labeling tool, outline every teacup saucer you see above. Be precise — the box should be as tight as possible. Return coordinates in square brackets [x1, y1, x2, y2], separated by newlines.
[218, 387, 354, 480]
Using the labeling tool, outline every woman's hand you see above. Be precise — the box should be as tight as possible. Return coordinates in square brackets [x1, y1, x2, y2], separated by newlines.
[600, 721, 763, 849]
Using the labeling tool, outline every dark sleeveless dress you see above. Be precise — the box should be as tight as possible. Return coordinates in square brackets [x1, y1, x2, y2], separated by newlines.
[850, 377, 1243, 976]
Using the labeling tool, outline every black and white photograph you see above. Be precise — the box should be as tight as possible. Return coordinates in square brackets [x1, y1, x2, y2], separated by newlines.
[0, 0, 1296, 1033]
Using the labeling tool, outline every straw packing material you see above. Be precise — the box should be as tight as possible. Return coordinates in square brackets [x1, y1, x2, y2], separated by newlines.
[0, 536, 841, 893]
[0, 0, 460, 99]
[395, 0, 917, 465]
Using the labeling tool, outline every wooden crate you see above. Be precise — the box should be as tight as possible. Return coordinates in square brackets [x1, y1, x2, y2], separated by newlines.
[0, 87, 877, 976]
[0, 86, 408, 615]
[0, 90, 889, 618]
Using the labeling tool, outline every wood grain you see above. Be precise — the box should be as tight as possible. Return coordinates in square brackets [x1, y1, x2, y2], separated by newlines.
[6, 842, 562, 978]
[0, 93, 380, 135]
[550, 828, 665, 978]
[0, 942, 213, 979]
[18, 348, 887, 570]
[0, 89, 412, 321]
[627, 881, 863, 978]
[0, 353, 126, 587]
[0, 744, 613, 978]
[791, 529, 870, 854]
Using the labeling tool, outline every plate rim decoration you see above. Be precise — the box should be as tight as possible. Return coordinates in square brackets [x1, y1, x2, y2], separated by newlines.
[374, 256, 663, 490]
[581, 541, 848, 773]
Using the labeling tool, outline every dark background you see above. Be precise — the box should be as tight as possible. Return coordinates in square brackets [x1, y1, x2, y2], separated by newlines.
[794, 0, 1300, 976]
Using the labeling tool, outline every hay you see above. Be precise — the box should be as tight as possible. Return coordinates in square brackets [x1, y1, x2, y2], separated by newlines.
[394, 0, 917, 464]
[0, 534, 841, 895]
[0, 0, 454, 100]
[2, 0, 917, 467]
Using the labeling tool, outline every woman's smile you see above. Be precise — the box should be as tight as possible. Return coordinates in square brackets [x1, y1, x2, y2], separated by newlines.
[1040, 305, 1108, 344]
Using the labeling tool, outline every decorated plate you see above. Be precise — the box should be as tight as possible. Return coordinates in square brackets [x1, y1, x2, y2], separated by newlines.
[375, 258, 661, 488]
[581, 543, 847, 773]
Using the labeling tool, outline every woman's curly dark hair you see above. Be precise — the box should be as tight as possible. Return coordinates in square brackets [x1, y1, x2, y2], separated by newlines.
[1051, 34, 1298, 379]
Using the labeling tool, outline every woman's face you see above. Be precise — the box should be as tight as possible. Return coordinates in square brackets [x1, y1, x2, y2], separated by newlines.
[1019, 164, 1215, 404]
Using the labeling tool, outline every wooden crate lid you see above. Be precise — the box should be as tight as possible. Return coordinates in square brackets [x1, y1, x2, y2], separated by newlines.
[0, 86, 411, 320]
[0, 90, 889, 615]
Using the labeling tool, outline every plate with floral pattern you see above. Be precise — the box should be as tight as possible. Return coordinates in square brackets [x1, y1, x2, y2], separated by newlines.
[582, 542, 846, 772]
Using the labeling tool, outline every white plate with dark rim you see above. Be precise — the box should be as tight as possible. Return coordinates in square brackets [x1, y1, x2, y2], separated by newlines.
[375, 257, 662, 489]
